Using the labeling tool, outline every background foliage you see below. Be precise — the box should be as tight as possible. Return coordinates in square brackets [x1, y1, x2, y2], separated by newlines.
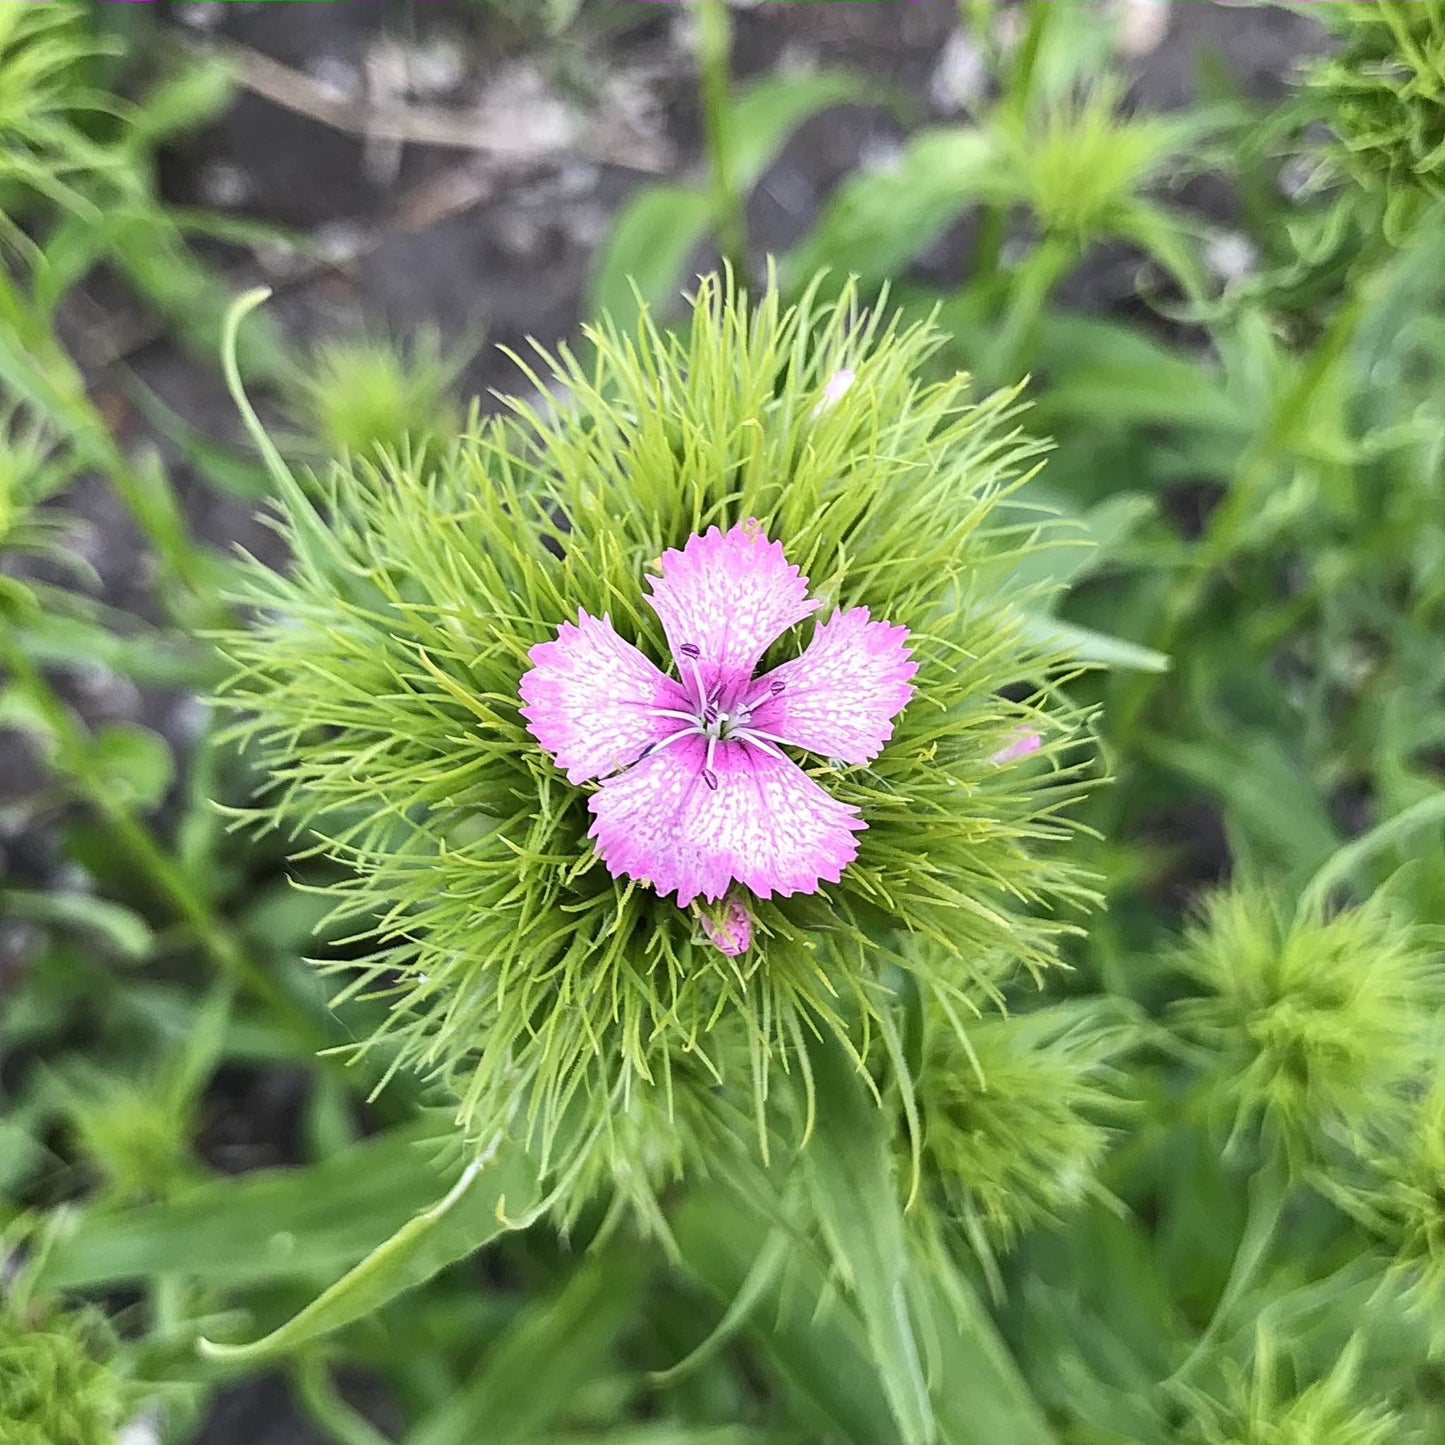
[2, 2, 1443, 1442]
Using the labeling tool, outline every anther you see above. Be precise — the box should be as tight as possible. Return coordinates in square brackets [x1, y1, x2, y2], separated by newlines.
[679, 642, 700, 659]
[703, 768, 719, 790]
[741, 678, 786, 712]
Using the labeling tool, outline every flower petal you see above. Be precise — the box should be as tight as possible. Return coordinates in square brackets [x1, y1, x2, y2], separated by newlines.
[646, 522, 817, 697]
[519, 611, 691, 784]
[588, 735, 864, 907]
[748, 607, 916, 766]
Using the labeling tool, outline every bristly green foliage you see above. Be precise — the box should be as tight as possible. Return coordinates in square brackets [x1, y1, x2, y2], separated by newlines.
[215, 273, 1097, 1216]
[908, 977, 1132, 1287]
[1366, 1069, 1445, 1311]
[1180, 1334, 1400, 1445]
[288, 330, 467, 464]
[0, 3, 123, 246]
[0, 407, 69, 558]
[1306, 0, 1445, 239]
[1168, 886, 1438, 1171]
[0, 1299, 130, 1445]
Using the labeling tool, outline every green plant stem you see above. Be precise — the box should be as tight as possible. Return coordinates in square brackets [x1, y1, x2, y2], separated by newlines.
[290, 1358, 396, 1445]
[697, 0, 746, 274]
[985, 233, 1074, 384]
[1164, 1156, 1291, 1394]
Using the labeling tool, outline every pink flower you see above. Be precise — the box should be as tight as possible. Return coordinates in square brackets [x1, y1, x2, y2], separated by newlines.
[519, 521, 916, 923]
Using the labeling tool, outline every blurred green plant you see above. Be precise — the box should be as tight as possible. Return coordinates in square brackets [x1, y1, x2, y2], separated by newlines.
[1170, 886, 1435, 1169]
[1307, 0, 1445, 240]
[0, 1297, 130, 1445]
[1180, 1334, 1399, 1445]
[2, 0, 1445, 1441]
[913, 989, 1133, 1289]
[288, 330, 467, 464]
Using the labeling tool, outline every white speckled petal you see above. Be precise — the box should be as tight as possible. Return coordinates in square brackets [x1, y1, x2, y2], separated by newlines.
[519, 611, 692, 784]
[646, 522, 818, 698]
[588, 735, 864, 907]
[749, 607, 916, 766]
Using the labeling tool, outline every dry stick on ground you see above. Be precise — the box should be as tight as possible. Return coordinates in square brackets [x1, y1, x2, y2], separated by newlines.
[88, 33, 675, 372]
[200, 34, 674, 172]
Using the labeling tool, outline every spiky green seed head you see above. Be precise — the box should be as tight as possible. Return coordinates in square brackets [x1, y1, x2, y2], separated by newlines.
[290, 331, 464, 463]
[912, 988, 1130, 1269]
[1181, 1336, 1399, 1445]
[1169, 886, 1437, 1170]
[1371, 1069, 1445, 1310]
[217, 274, 1096, 1218]
[0, 1302, 128, 1445]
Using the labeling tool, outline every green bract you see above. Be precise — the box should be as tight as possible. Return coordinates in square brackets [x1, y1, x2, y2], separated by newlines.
[216, 274, 1095, 1211]
[1169, 886, 1437, 1168]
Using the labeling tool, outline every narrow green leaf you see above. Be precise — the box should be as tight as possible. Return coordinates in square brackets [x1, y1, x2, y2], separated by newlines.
[783, 129, 1005, 293]
[199, 1136, 531, 1365]
[590, 184, 715, 323]
[2, 888, 153, 961]
[87, 723, 174, 811]
[672, 1187, 902, 1445]
[1019, 613, 1171, 673]
[802, 1028, 934, 1445]
[1297, 792, 1445, 916]
[407, 1247, 645, 1445]
[922, 1273, 1059, 1445]
[35, 1123, 534, 1293]
[730, 71, 873, 192]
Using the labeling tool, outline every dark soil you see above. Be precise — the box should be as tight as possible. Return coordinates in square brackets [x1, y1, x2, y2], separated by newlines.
[19, 2, 1324, 1438]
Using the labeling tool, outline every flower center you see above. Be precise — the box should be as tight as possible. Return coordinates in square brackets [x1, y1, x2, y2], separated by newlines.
[638, 642, 789, 786]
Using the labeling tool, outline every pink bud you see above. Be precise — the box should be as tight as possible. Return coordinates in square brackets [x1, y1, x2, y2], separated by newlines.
[992, 728, 1042, 764]
[816, 368, 856, 411]
[698, 895, 752, 956]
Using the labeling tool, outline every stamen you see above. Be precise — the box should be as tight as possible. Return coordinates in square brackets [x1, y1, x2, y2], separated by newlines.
[702, 734, 719, 790]
[677, 641, 710, 710]
[734, 725, 793, 750]
[644, 707, 702, 724]
[742, 678, 786, 712]
[633, 726, 702, 766]
[731, 728, 786, 761]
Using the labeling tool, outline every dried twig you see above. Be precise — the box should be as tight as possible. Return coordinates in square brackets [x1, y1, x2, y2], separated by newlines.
[197, 35, 671, 174]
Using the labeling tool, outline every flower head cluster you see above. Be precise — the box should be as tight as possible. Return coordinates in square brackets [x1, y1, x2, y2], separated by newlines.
[1181, 1334, 1399, 1445]
[1367, 1070, 1445, 1308]
[219, 275, 1093, 1213]
[908, 978, 1131, 1283]
[1169, 886, 1437, 1168]
[521, 520, 915, 944]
